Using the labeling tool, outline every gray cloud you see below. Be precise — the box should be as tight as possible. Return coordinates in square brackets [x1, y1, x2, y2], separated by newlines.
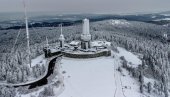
[0, 0, 170, 14]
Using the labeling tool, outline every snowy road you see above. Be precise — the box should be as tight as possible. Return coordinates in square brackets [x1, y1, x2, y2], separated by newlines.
[113, 56, 126, 97]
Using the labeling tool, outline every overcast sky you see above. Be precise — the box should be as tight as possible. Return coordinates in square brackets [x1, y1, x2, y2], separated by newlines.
[0, 0, 170, 14]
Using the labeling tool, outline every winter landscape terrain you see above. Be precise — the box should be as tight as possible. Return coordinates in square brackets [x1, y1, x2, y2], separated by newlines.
[58, 48, 148, 97]
[0, 12, 170, 97]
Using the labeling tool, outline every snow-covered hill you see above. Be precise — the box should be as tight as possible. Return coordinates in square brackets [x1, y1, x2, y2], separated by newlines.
[154, 18, 170, 21]
[58, 47, 160, 97]
[110, 20, 130, 26]
[14, 47, 164, 97]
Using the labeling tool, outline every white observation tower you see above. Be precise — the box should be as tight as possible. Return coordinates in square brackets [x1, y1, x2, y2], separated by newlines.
[81, 18, 91, 49]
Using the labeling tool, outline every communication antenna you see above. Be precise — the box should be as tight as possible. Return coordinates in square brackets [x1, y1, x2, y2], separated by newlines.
[23, 0, 31, 67]
[60, 23, 63, 35]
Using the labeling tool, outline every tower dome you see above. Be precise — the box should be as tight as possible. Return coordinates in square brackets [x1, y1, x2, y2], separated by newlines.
[59, 34, 65, 41]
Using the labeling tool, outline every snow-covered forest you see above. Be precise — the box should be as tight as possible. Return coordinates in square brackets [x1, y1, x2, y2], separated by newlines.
[0, 19, 170, 97]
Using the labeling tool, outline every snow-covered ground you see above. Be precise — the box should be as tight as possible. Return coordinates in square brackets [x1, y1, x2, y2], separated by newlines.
[91, 40, 111, 47]
[110, 20, 130, 25]
[69, 41, 80, 46]
[15, 47, 163, 97]
[161, 14, 170, 16]
[18, 57, 63, 97]
[59, 57, 116, 97]
[154, 18, 170, 21]
[151, 16, 156, 18]
[115, 47, 142, 68]
[0, 55, 47, 86]
[31, 55, 46, 67]
[58, 47, 157, 97]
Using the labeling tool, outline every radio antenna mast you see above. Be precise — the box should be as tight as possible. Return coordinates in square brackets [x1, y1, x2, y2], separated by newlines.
[23, 0, 31, 67]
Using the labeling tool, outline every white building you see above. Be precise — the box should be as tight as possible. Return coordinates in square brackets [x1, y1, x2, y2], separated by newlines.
[80, 18, 92, 49]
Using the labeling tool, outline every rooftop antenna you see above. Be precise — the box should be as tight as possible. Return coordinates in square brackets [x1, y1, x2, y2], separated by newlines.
[59, 23, 65, 48]
[60, 23, 63, 35]
[23, 0, 31, 67]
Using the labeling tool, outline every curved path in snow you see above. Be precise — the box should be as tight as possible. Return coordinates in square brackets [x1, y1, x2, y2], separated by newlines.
[0, 54, 62, 89]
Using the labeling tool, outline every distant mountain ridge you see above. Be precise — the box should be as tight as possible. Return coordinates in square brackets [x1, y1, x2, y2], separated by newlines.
[1, 11, 170, 30]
